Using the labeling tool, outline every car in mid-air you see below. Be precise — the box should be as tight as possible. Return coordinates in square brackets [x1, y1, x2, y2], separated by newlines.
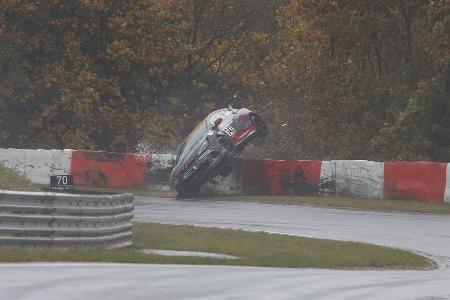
[170, 106, 267, 197]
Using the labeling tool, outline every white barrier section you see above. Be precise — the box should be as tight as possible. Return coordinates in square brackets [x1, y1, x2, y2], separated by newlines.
[335, 160, 384, 199]
[201, 175, 235, 195]
[445, 163, 450, 203]
[200, 160, 243, 196]
[319, 160, 336, 196]
[150, 154, 175, 172]
[146, 153, 175, 187]
[0, 148, 73, 185]
[0, 148, 27, 174]
[24, 149, 73, 184]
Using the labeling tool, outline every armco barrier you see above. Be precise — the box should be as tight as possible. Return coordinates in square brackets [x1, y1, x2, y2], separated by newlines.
[0, 190, 134, 249]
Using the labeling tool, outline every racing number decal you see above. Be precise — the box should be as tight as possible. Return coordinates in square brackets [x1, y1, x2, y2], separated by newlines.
[223, 125, 236, 137]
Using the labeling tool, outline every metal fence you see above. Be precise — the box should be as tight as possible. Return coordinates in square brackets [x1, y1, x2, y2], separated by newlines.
[0, 190, 134, 249]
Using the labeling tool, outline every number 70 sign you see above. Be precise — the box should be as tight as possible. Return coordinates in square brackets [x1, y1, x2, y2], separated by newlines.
[50, 175, 74, 191]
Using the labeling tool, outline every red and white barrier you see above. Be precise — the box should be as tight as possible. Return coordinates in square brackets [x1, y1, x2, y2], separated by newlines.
[1, 148, 449, 203]
[0, 148, 151, 188]
[238, 159, 448, 203]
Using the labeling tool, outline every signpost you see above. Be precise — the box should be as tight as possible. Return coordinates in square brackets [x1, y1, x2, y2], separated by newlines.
[50, 175, 74, 191]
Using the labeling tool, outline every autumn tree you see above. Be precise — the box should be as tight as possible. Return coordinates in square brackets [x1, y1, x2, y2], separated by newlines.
[233, 0, 449, 161]
[0, 0, 181, 151]
[0, 0, 448, 160]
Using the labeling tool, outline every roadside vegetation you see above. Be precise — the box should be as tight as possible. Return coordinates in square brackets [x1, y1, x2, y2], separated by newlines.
[72, 187, 450, 214]
[202, 195, 450, 214]
[87, 186, 450, 214]
[0, 223, 432, 270]
[0, 163, 40, 192]
[73, 186, 177, 198]
[1, 1, 448, 162]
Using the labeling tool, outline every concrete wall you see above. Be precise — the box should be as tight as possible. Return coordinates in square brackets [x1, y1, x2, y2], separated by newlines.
[0, 149, 72, 185]
[242, 160, 322, 196]
[209, 159, 449, 203]
[0, 148, 151, 188]
[199, 159, 244, 196]
[71, 150, 151, 188]
[384, 161, 447, 203]
[334, 160, 384, 199]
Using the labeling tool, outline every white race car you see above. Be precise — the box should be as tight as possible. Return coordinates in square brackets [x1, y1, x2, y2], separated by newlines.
[170, 106, 267, 197]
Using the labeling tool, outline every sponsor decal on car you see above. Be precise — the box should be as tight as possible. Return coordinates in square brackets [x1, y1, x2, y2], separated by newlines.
[223, 125, 236, 137]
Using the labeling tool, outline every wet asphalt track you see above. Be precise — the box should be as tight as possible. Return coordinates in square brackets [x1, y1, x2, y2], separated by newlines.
[1, 196, 450, 300]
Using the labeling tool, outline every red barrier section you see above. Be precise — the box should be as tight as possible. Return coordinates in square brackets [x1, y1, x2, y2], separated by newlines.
[384, 162, 447, 203]
[243, 160, 322, 195]
[71, 150, 151, 188]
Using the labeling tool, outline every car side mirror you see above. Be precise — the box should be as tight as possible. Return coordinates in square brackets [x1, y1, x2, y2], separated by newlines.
[213, 118, 223, 127]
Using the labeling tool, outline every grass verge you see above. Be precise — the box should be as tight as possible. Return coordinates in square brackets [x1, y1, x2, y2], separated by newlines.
[71, 186, 450, 214]
[0, 163, 40, 192]
[70, 186, 177, 198]
[202, 195, 450, 214]
[0, 223, 432, 270]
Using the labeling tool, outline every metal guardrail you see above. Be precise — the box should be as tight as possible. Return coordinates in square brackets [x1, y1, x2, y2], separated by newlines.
[0, 190, 134, 249]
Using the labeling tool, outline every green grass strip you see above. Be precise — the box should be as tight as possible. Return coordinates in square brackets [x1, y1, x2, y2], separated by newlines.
[204, 195, 450, 214]
[0, 223, 432, 270]
[74, 187, 450, 214]
[0, 163, 40, 192]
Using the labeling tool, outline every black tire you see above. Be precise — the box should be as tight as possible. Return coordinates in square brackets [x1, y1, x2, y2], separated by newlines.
[250, 114, 268, 138]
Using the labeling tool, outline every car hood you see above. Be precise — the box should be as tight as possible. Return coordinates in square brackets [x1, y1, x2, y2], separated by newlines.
[171, 137, 205, 177]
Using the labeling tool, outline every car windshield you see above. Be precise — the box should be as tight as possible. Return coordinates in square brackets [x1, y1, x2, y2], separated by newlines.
[177, 120, 208, 163]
